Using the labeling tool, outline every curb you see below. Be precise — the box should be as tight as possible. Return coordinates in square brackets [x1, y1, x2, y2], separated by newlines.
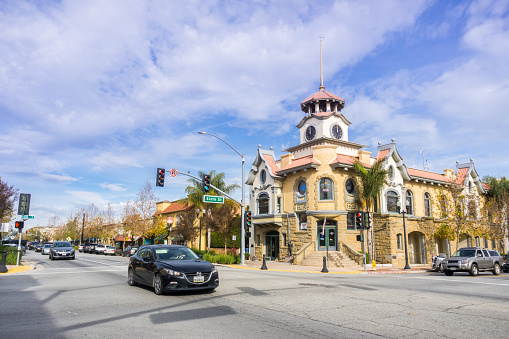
[219, 264, 430, 275]
[0, 265, 32, 275]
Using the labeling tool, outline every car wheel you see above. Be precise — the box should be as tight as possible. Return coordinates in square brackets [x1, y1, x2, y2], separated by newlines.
[469, 264, 479, 277]
[444, 270, 453, 276]
[128, 268, 137, 286]
[492, 263, 501, 275]
[153, 274, 164, 295]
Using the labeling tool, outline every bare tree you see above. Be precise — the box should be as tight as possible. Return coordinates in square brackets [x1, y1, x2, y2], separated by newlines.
[0, 177, 18, 222]
[134, 181, 157, 244]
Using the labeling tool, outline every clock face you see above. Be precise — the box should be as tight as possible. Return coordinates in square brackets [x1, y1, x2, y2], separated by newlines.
[305, 126, 316, 141]
[332, 125, 342, 139]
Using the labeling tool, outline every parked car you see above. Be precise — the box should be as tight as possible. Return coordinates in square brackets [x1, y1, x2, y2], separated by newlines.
[28, 241, 40, 250]
[122, 246, 138, 257]
[41, 243, 52, 255]
[78, 244, 84, 252]
[502, 254, 509, 273]
[49, 241, 76, 260]
[128, 245, 219, 295]
[88, 243, 99, 254]
[431, 253, 447, 272]
[83, 243, 91, 253]
[35, 243, 43, 252]
[95, 244, 106, 255]
[442, 247, 503, 276]
[104, 246, 116, 256]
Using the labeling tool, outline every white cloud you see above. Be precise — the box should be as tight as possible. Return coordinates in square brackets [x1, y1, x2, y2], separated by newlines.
[100, 183, 128, 192]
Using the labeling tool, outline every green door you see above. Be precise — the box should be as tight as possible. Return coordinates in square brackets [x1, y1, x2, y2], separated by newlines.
[265, 231, 279, 260]
[317, 221, 337, 251]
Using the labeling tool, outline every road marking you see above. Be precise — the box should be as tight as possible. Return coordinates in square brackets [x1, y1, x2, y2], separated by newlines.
[406, 275, 509, 286]
[27, 268, 126, 275]
[77, 257, 121, 266]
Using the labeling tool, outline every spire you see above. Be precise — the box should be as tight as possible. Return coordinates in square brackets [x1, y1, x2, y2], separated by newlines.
[319, 36, 325, 90]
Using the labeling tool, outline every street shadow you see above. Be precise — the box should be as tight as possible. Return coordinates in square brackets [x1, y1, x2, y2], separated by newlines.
[150, 306, 236, 324]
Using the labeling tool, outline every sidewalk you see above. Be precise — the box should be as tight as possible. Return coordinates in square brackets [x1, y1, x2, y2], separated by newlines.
[225, 259, 430, 275]
[0, 261, 32, 275]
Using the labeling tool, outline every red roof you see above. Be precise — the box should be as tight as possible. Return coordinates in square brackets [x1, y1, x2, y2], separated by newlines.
[155, 202, 192, 216]
[263, 154, 280, 176]
[483, 182, 491, 190]
[301, 90, 344, 104]
[407, 168, 451, 183]
[277, 155, 321, 173]
[329, 154, 371, 168]
[455, 167, 469, 184]
[377, 149, 390, 161]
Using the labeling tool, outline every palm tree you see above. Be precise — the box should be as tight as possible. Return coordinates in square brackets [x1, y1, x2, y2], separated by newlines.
[353, 158, 388, 262]
[483, 176, 509, 253]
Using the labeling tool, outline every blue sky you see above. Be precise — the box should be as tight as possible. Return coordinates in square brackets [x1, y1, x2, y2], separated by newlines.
[1, 0, 508, 228]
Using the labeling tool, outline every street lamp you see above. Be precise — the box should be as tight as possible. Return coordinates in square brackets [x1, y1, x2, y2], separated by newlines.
[198, 131, 246, 265]
[397, 187, 411, 270]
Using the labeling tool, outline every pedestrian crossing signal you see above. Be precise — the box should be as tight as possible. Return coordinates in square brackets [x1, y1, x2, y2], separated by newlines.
[15, 221, 24, 230]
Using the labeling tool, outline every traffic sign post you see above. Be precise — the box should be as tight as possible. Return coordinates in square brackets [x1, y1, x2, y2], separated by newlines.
[202, 195, 224, 204]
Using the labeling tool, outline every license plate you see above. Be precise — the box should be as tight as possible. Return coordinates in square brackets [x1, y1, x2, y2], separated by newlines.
[450, 267, 456, 270]
[194, 276, 204, 283]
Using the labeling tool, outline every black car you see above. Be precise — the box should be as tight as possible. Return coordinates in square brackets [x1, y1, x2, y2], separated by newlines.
[503, 254, 509, 273]
[122, 246, 139, 257]
[128, 245, 219, 295]
[82, 243, 91, 253]
[49, 241, 76, 260]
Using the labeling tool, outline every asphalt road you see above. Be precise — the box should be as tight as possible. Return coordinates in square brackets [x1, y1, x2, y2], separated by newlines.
[1, 250, 509, 338]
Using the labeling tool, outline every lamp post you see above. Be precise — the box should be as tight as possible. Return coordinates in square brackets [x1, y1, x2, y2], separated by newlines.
[198, 131, 246, 264]
[398, 187, 411, 270]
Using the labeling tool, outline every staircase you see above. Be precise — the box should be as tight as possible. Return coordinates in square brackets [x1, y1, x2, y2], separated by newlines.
[300, 250, 362, 269]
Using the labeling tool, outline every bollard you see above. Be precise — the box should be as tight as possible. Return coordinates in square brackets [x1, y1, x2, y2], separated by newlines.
[321, 256, 329, 273]
[0, 250, 8, 273]
[260, 254, 268, 270]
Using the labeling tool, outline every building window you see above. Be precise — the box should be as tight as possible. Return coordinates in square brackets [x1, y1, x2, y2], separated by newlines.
[345, 178, 355, 194]
[257, 193, 269, 215]
[386, 191, 399, 213]
[276, 196, 281, 214]
[388, 165, 395, 180]
[405, 190, 413, 215]
[260, 169, 266, 184]
[176, 215, 182, 226]
[397, 234, 402, 250]
[296, 180, 307, 203]
[319, 178, 334, 201]
[299, 213, 307, 231]
[424, 193, 431, 217]
[468, 199, 477, 218]
[475, 236, 480, 248]
[347, 213, 355, 230]
[257, 234, 260, 246]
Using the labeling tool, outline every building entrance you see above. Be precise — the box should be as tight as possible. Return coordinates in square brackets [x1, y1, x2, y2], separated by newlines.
[265, 231, 279, 260]
[317, 220, 337, 251]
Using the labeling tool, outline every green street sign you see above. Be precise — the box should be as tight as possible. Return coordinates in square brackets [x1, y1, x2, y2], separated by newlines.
[203, 195, 224, 204]
[22, 215, 34, 219]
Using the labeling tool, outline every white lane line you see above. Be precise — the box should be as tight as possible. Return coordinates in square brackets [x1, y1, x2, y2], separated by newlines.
[28, 268, 126, 275]
[77, 257, 120, 266]
[406, 275, 509, 286]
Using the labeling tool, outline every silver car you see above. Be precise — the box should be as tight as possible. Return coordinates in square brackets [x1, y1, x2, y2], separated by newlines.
[442, 247, 503, 276]
[41, 244, 52, 255]
[49, 241, 76, 260]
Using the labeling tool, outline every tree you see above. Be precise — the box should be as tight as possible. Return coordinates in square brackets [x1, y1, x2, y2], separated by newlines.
[134, 180, 157, 244]
[483, 176, 509, 253]
[353, 158, 388, 262]
[204, 200, 240, 252]
[0, 177, 18, 222]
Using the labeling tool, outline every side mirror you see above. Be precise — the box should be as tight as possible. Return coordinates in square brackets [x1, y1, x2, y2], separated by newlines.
[198, 255, 203, 259]
[142, 256, 153, 262]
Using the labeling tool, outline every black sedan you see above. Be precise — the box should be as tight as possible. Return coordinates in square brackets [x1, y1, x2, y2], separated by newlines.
[128, 245, 219, 295]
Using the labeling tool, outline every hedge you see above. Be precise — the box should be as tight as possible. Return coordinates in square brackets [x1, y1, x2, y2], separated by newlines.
[0, 246, 24, 265]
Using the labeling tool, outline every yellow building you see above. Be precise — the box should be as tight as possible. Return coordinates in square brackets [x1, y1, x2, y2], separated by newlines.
[246, 81, 497, 267]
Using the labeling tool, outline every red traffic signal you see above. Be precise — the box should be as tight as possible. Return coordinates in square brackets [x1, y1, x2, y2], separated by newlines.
[15, 221, 24, 229]
[355, 212, 364, 229]
[156, 168, 165, 187]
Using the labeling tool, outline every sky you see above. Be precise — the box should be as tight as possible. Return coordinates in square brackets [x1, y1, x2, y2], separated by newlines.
[1, 0, 508, 228]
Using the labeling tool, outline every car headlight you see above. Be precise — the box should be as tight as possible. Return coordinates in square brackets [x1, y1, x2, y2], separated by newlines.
[211, 265, 218, 273]
[460, 260, 468, 264]
[162, 268, 181, 276]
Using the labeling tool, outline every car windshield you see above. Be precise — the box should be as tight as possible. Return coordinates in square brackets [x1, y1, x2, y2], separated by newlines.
[451, 249, 476, 257]
[43, 244, 51, 248]
[154, 247, 199, 261]
[55, 242, 72, 247]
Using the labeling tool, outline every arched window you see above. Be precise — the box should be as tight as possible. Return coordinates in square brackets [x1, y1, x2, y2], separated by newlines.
[424, 193, 431, 217]
[257, 193, 269, 215]
[397, 233, 403, 250]
[406, 190, 414, 215]
[386, 190, 399, 213]
[439, 195, 447, 218]
[295, 180, 307, 203]
[319, 178, 334, 201]
[260, 169, 266, 184]
[345, 178, 355, 194]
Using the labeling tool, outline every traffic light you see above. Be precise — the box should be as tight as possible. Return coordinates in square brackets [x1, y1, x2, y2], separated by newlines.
[156, 168, 165, 187]
[365, 212, 371, 229]
[355, 212, 364, 229]
[202, 174, 211, 193]
[244, 211, 252, 231]
[15, 221, 24, 230]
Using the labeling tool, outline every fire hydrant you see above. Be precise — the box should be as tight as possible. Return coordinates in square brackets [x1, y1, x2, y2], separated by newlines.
[372, 260, 377, 271]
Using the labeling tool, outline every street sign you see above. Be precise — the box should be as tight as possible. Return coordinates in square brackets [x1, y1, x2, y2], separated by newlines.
[203, 195, 224, 204]
[22, 215, 35, 219]
[169, 169, 178, 177]
[18, 193, 31, 216]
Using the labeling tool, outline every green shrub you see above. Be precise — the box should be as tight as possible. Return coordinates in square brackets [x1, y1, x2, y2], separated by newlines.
[202, 253, 239, 264]
[0, 246, 23, 265]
